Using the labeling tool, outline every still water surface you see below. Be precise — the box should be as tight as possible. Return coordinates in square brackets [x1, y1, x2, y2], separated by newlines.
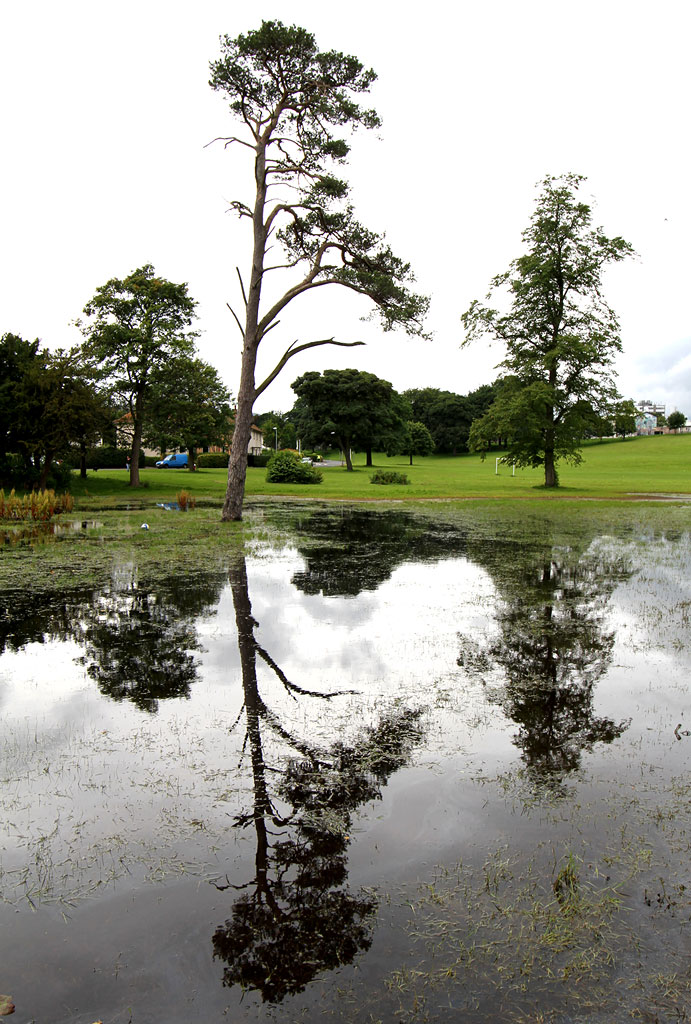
[0, 503, 688, 1022]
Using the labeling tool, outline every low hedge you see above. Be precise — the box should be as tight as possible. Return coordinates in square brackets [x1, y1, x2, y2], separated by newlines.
[370, 470, 409, 485]
[197, 453, 229, 468]
[64, 447, 148, 470]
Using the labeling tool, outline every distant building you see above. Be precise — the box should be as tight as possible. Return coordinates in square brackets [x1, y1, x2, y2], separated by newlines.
[207, 423, 264, 456]
[637, 399, 666, 418]
[634, 413, 657, 436]
[248, 424, 264, 455]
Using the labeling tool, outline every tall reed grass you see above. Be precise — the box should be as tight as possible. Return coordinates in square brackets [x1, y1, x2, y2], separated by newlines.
[0, 489, 74, 521]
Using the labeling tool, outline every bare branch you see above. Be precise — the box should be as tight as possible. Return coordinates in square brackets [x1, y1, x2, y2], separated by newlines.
[255, 338, 366, 399]
[226, 302, 244, 337]
[228, 200, 253, 219]
[255, 643, 354, 699]
[204, 135, 255, 151]
[236, 267, 248, 308]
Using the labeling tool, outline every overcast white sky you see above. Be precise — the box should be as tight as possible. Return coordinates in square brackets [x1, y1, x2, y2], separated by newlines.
[1, 0, 689, 416]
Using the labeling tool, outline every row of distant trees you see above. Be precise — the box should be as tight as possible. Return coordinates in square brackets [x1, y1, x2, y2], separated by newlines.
[255, 375, 497, 469]
[255, 373, 682, 472]
[1, 266, 233, 490]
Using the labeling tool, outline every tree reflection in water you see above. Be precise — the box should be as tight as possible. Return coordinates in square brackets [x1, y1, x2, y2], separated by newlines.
[212, 556, 425, 1003]
[79, 570, 227, 712]
[0, 570, 226, 712]
[288, 505, 468, 596]
[460, 536, 632, 787]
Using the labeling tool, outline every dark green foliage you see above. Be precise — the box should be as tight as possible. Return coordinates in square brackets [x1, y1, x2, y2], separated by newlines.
[247, 453, 271, 468]
[370, 470, 409, 485]
[3, 455, 73, 492]
[579, 403, 614, 440]
[667, 410, 686, 431]
[0, 333, 41, 464]
[291, 369, 406, 471]
[403, 384, 496, 454]
[266, 450, 323, 484]
[63, 446, 147, 470]
[0, 338, 111, 489]
[462, 174, 634, 487]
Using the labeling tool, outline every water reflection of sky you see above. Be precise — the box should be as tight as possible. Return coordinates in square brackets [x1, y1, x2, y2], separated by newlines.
[0, 507, 689, 1023]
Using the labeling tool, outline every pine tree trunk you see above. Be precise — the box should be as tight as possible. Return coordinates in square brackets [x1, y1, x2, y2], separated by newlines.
[221, 134, 267, 522]
[222, 341, 257, 520]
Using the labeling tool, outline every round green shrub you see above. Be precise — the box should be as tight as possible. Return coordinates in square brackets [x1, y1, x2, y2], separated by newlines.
[266, 450, 323, 484]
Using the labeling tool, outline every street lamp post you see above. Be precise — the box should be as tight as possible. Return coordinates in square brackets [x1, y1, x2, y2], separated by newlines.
[273, 426, 278, 451]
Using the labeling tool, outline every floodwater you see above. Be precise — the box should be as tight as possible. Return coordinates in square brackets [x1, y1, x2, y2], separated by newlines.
[0, 503, 688, 1023]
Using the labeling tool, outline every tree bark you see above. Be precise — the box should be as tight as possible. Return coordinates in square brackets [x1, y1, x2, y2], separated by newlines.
[222, 366, 255, 520]
[129, 387, 145, 487]
[544, 427, 557, 487]
[38, 450, 55, 491]
[340, 436, 353, 471]
[221, 129, 268, 521]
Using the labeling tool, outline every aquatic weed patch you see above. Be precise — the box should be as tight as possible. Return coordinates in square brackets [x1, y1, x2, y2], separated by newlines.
[0, 506, 248, 594]
[368, 762, 691, 1024]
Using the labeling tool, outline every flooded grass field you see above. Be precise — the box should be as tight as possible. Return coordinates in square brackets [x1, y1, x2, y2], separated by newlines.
[0, 501, 688, 1023]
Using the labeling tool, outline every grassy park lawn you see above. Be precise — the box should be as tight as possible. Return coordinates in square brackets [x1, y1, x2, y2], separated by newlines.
[65, 434, 690, 509]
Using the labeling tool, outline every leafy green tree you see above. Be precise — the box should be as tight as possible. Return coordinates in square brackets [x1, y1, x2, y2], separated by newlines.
[667, 410, 686, 431]
[462, 174, 633, 487]
[612, 399, 637, 439]
[291, 369, 404, 471]
[0, 332, 41, 474]
[79, 264, 197, 486]
[10, 346, 110, 489]
[144, 356, 232, 470]
[209, 21, 429, 519]
[388, 420, 435, 465]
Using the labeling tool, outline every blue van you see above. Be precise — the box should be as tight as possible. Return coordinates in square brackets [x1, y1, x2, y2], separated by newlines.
[155, 453, 189, 468]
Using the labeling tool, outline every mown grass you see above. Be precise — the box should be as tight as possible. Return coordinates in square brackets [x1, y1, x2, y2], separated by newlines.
[65, 434, 691, 509]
